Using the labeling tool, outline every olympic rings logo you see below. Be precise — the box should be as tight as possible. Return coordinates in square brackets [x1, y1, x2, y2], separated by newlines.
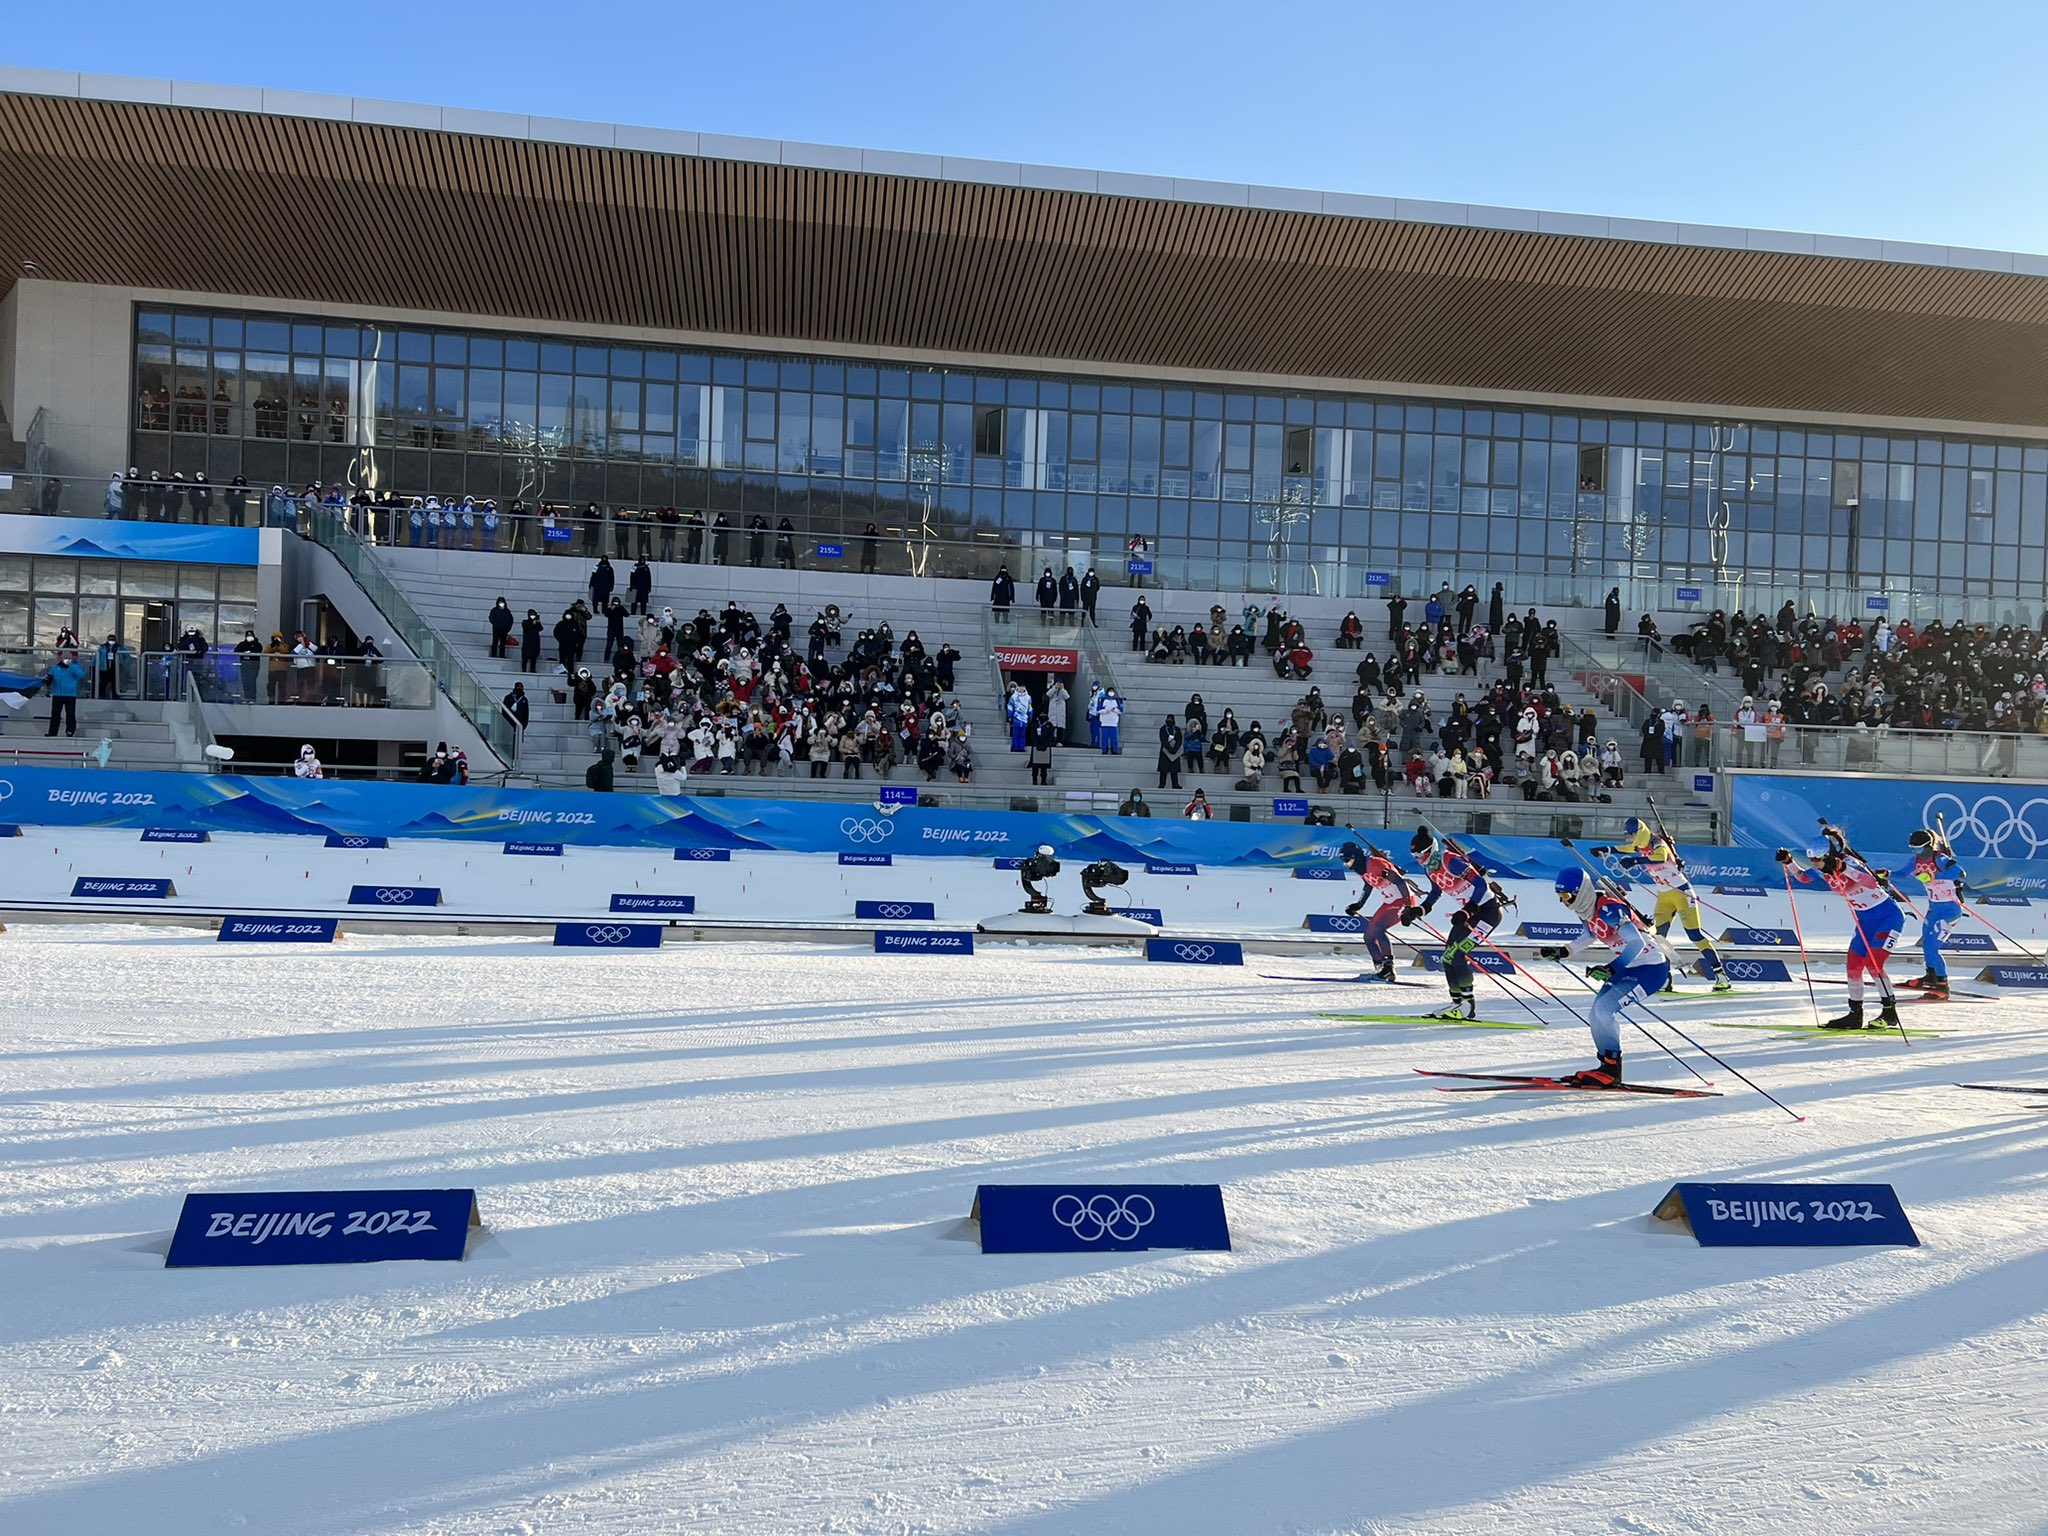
[583, 925, 635, 944]
[1922, 792, 2048, 858]
[335, 836, 371, 848]
[684, 848, 721, 860]
[1724, 959, 1767, 981]
[840, 816, 895, 844]
[1326, 914, 1363, 931]
[1052, 1192, 1156, 1242]
[874, 903, 916, 919]
[1172, 943, 1218, 962]
[373, 887, 417, 904]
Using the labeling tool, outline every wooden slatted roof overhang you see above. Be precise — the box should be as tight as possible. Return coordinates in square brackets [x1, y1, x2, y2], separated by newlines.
[4, 90, 2048, 429]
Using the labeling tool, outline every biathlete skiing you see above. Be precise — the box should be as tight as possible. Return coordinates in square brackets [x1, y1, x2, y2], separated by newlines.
[1901, 827, 1966, 1000]
[1405, 826, 1505, 1021]
[1537, 866, 1670, 1087]
[1778, 823, 1904, 1031]
[1591, 816, 1731, 994]
[1338, 841, 1422, 983]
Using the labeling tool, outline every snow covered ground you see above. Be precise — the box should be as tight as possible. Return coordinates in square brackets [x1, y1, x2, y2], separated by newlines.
[3, 911, 2047, 1535]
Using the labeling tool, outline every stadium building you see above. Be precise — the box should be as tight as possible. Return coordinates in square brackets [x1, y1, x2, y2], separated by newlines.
[3, 67, 2047, 618]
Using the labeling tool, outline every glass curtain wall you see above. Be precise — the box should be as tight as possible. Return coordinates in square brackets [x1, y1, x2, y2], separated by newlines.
[131, 306, 2048, 601]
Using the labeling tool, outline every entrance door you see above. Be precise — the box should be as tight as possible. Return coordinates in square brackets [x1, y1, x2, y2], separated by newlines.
[120, 598, 175, 699]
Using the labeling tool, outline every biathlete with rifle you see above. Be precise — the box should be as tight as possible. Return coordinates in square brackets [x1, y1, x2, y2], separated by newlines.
[1778, 823, 1904, 1031]
[1406, 826, 1506, 1021]
[1536, 866, 1670, 1087]
[1591, 815, 1731, 994]
[1338, 840, 1421, 983]
[1901, 827, 1966, 1000]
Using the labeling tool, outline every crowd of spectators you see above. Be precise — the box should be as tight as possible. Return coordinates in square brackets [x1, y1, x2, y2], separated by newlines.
[491, 565, 976, 790]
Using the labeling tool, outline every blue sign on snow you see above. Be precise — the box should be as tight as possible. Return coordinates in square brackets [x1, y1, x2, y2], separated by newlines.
[1292, 866, 1345, 880]
[72, 877, 174, 898]
[839, 852, 893, 867]
[218, 916, 339, 943]
[1714, 883, 1769, 896]
[993, 856, 1027, 869]
[1978, 965, 2048, 987]
[1144, 861, 1198, 876]
[1654, 1182, 1917, 1247]
[1717, 956, 1792, 983]
[166, 1188, 478, 1267]
[973, 1184, 1230, 1253]
[324, 834, 388, 849]
[609, 893, 696, 914]
[348, 884, 441, 908]
[503, 840, 564, 856]
[0, 823, 19, 837]
[1415, 945, 1516, 974]
[1720, 926, 1797, 947]
[1122, 906, 1165, 925]
[1981, 894, 2031, 907]
[1304, 913, 1365, 934]
[1943, 932, 1996, 952]
[856, 899, 936, 921]
[1520, 921, 1586, 942]
[675, 847, 732, 861]
[1144, 937, 1244, 966]
[552, 922, 663, 948]
[141, 827, 209, 843]
[875, 930, 974, 954]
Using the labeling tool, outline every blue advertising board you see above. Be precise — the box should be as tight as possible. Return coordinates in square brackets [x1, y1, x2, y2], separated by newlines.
[974, 1184, 1230, 1253]
[1144, 937, 1243, 966]
[1866, 596, 1891, 612]
[1304, 913, 1365, 934]
[541, 525, 572, 543]
[1519, 921, 1586, 941]
[856, 899, 936, 921]
[1416, 946, 1516, 974]
[1981, 894, 2031, 907]
[1125, 559, 1154, 576]
[609, 893, 696, 914]
[552, 921, 663, 948]
[1718, 956, 1793, 983]
[72, 876, 174, 898]
[218, 916, 339, 943]
[1978, 965, 2048, 987]
[1944, 932, 1996, 951]
[1714, 884, 1769, 896]
[1364, 571, 1390, 587]
[875, 929, 974, 954]
[1654, 1182, 1918, 1247]
[166, 1188, 478, 1267]
[1721, 926, 1796, 947]
[141, 827, 209, 843]
[1272, 797, 1310, 817]
[0, 513, 260, 566]
[675, 846, 732, 861]
[816, 542, 844, 559]
[878, 785, 919, 807]
[1692, 773, 1715, 793]
[1291, 865, 1344, 880]
[324, 833, 388, 849]
[993, 856, 1026, 869]
[1122, 906, 1165, 925]
[503, 840, 564, 856]
[839, 852, 893, 867]
[347, 884, 441, 908]
[1144, 861, 1198, 876]
[1676, 586, 1702, 602]
[0, 823, 19, 837]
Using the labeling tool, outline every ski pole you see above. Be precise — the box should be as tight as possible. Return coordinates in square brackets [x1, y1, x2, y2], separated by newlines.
[1839, 896, 1911, 1048]
[1957, 898, 2047, 965]
[1535, 938, 1716, 1086]
[1626, 993, 1806, 1123]
[1407, 914, 1559, 1031]
[1781, 862, 1826, 1029]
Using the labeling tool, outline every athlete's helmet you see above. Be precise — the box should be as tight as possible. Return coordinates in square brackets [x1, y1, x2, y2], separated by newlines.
[1907, 829, 1934, 849]
[1804, 837, 1834, 865]
[1621, 817, 1652, 851]
[1554, 864, 1597, 916]
[1339, 841, 1365, 864]
[1410, 826, 1436, 857]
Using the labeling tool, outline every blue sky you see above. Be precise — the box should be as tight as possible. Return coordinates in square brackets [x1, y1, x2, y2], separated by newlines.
[12, 0, 2048, 251]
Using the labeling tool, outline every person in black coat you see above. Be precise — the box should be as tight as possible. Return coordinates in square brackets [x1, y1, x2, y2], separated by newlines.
[519, 610, 543, 673]
[1058, 567, 1080, 615]
[1129, 597, 1152, 651]
[1488, 582, 1506, 634]
[1079, 568, 1100, 622]
[1157, 714, 1184, 790]
[627, 559, 653, 615]
[711, 513, 730, 564]
[776, 516, 797, 569]
[990, 565, 1016, 622]
[553, 608, 583, 670]
[935, 642, 959, 691]
[746, 514, 768, 567]
[1036, 568, 1058, 613]
[488, 597, 515, 658]
[1605, 587, 1622, 636]
[501, 681, 530, 730]
[860, 521, 880, 573]
[589, 557, 615, 611]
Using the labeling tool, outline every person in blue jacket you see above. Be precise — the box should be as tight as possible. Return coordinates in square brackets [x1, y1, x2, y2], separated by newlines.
[43, 651, 86, 737]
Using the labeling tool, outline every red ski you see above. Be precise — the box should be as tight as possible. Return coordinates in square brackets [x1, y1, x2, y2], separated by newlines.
[1414, 1068, 1719, 1099]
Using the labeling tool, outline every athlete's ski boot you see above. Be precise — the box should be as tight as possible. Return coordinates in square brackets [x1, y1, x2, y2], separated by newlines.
[1899, 972, 1935, 991]
[1660, 976, 1679, 995]
[1920, 975, 1950, 1000]
[1562, 1050, 1624, 1088]
[1375, 959, 1398, 983]
[1711, 974, 1735, 994]
[1876, 997, 1905, 1029]
[1822, 1000, 1867, 1030]
[1425, 994, 1477, 1021]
